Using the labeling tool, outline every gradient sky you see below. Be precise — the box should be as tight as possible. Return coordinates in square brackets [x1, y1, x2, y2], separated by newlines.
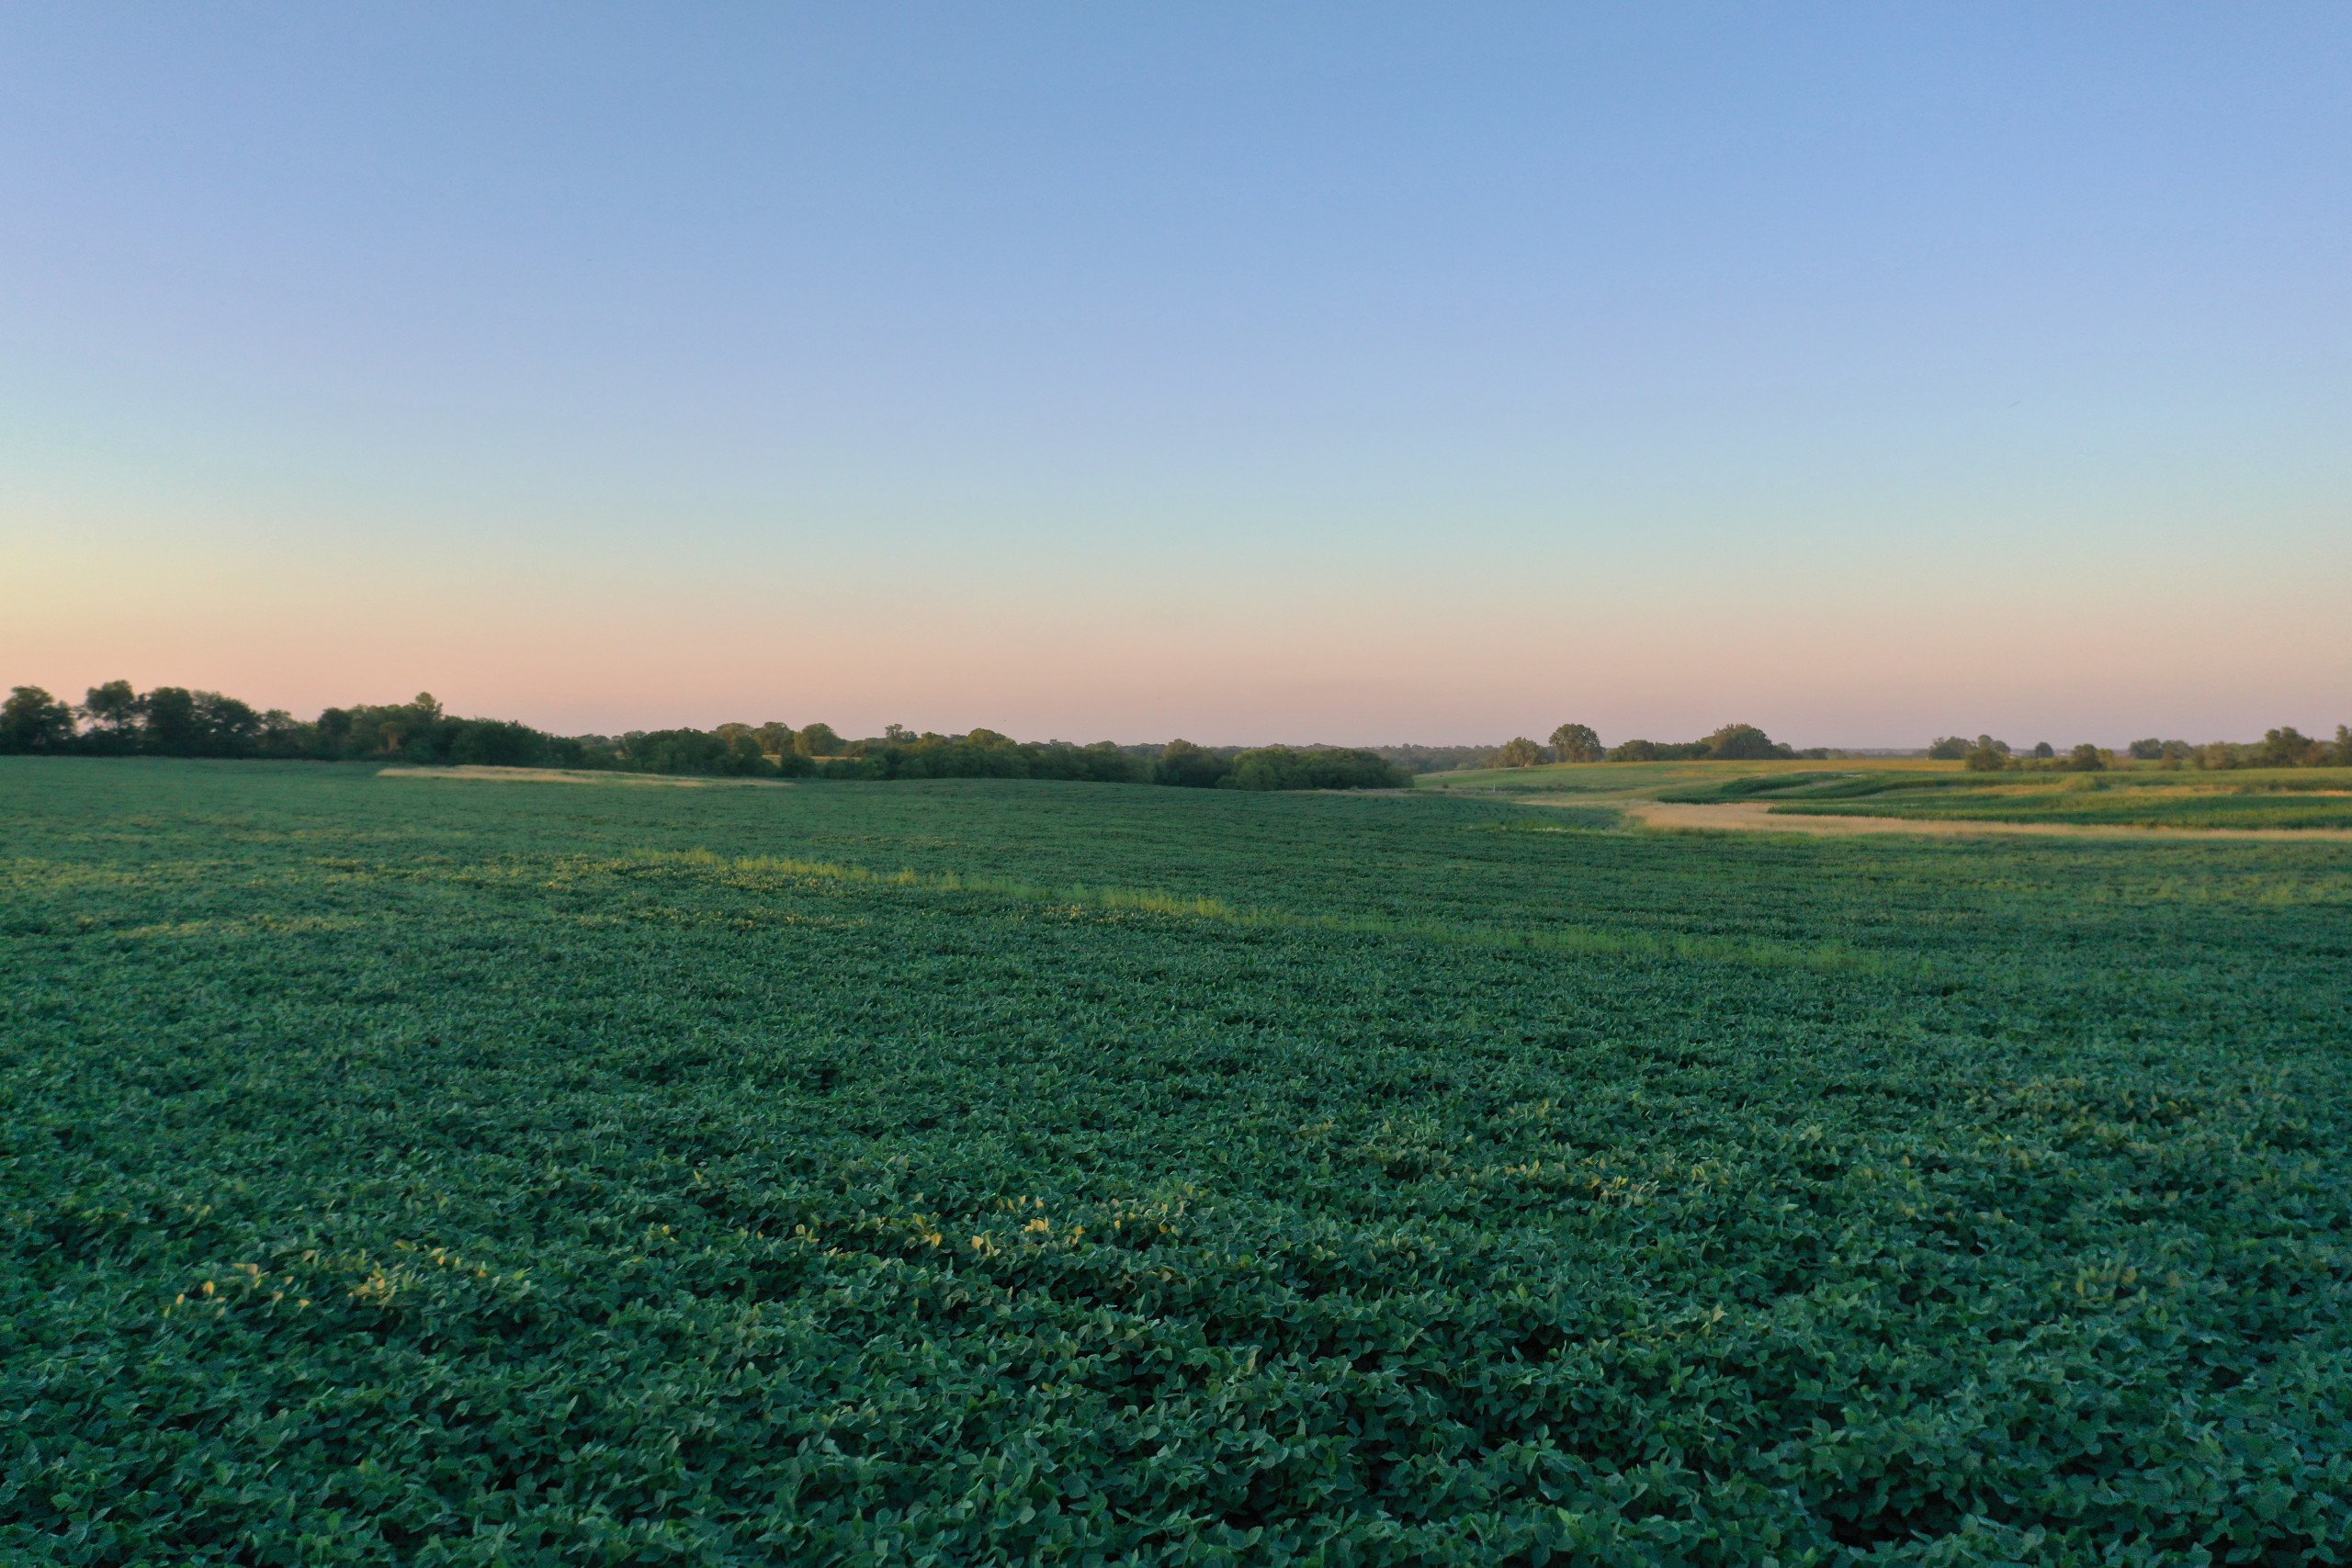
[6, 4, 2348, 746]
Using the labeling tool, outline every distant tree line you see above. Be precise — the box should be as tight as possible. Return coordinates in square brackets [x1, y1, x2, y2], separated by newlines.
[0, 682, 1409, 791]
[1927, 728, 2352, 773]
[1403, 716, 2352, 775]
[1363, 743, 1502, 775]
[1477, 722, 1835, 768]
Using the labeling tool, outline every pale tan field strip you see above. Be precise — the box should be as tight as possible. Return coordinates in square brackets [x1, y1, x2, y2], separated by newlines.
[377, 766, 792, 788]
[1621, 798, 2352, 841]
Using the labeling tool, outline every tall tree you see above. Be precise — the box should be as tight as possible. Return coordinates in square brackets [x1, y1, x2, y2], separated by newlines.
[1154, 739, 1233, 789]
[1705, 724, 1781, 761]
[192, 692, 263, 757]
[136, 687, 200, 754]
[2253, 727, 2318, 768]
[1547, 723, 1603, 763]
[80, 681, 140, 752]
[0, 686, 75, 752]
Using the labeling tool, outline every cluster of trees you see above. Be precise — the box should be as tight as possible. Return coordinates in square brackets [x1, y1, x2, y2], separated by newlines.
[6, 681, 297, 759]
[628, 731, 1405, 790]
[1483, 722, 1830, 768]
[1365, 743, 1499, 775]
[1928, 727, 2352, 773]
[0, 682, 1409, 792]
[1928, 734, 2059, 771]
[0, 684, 629, 770]
[1226, 745, 1408, 790]
[2140, 727, 2352, 770]
[625, 727, 1402, 789]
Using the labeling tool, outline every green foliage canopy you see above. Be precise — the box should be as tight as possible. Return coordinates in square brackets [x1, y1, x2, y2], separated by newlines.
[0, 686, 74, 752]
[1228, 745, 1408, 791]
[1548, 723, 1604, 762]
[1493, 737, 1544, 768]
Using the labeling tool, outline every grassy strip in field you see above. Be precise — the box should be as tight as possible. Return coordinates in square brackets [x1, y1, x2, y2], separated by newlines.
[1657, 765, 2352, 830]
[642, 847, 1926, 979]
[379, 764, 791, 788]
[1626, 797, 2352, 844]
[1773, 788, 2352, 831]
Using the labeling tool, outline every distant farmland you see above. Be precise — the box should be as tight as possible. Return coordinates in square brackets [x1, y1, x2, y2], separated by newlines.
[1422, 755, 2352, 831]
[6, 759, 2351, 1562]
[1661, 764, 2352, 831]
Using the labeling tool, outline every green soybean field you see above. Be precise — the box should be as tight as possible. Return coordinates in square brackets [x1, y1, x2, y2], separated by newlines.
[6, 759, 2351, 1565]
[1654, 767, 2352, 833]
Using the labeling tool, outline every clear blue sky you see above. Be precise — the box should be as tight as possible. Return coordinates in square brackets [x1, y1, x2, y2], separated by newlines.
[6, 4, 2347, 744]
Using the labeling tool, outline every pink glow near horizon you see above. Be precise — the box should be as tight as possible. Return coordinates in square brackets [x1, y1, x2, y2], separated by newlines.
[7, 528, 2346, 749]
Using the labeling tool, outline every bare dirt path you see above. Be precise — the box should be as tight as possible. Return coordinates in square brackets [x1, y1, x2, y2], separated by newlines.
[1615, 798, 2352, 842]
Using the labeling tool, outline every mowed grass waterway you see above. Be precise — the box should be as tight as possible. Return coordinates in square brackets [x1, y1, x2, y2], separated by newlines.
[1419, 756, 2352, 832]
[6, 759, 2351, 1564]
